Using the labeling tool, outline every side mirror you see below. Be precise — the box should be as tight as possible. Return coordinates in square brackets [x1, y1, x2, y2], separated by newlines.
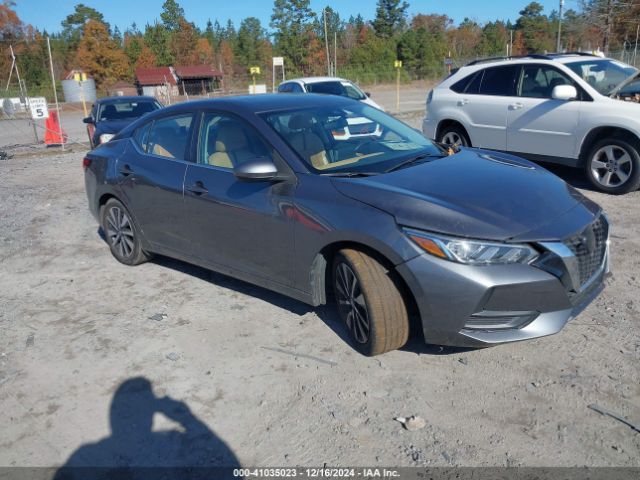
[364, 92, 371, 98]
[551, 85, 577, 101]
[83, 116, 94, 124]
[234, 157, 278, 181]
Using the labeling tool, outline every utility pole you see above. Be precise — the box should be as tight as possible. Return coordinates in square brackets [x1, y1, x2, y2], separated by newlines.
[557, 0, 564, 52]
[47, 36, 64, 151]
[323, 8, 331, 76]
[334, 31, 337, 77]
[633, 23, 639, 67]
[509, 30, 514, 56]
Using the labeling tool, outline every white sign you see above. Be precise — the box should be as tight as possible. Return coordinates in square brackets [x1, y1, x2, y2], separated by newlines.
[272, 56, 284, 67]
[28, 97, 49, 119]
[249, 84, 267, 94]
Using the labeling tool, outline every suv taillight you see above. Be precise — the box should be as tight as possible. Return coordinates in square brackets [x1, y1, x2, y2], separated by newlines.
[82, 157, 91, 169]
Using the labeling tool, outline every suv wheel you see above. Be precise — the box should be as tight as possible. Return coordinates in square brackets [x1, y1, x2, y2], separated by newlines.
[585, 138, 640, 194]
[101, 198, 151, 265]
[332, 249, 410, 356]
[438, 125, 470, 147]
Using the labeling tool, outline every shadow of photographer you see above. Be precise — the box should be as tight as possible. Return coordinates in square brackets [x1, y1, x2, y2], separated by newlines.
[54, 377, 240, 480]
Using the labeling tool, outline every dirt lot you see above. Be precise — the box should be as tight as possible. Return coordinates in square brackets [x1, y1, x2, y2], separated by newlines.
[0, 134, 639, 470]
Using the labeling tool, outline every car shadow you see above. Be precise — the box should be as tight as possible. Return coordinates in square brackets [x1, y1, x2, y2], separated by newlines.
[53, 377, 240, 480]
[539, 163, 596, 191]
[97, 229, 480, 357]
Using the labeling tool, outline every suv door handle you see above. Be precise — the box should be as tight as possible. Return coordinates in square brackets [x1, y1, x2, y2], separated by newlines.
[458, 99, 469, 106]
[186, 181, 208, 196]
[509, 102, 524, 110]
[119, 164, 134, 176]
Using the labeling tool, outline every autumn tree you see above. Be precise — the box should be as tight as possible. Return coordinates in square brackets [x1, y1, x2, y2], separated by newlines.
[195, 38, 214, 64]
[61, 3, 108, 50]
[75, 20, 130, 89]
[171, 18, 199, 64]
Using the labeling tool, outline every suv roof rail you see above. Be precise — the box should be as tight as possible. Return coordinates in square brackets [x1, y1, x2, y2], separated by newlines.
[466, 54, 551, 66]
[547, 51, 598, 57]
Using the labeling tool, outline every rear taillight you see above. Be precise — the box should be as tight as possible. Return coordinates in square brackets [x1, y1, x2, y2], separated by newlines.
[82, 157, 91, 169]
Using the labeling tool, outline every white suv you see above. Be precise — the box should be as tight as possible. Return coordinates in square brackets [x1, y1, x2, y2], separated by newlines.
[422, 53, 640, 194]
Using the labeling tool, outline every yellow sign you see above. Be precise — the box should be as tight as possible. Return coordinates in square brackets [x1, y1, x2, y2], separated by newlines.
[249, 66, 261, 75]
[73, 72, 87, 82]
[394, 60, 403, 68]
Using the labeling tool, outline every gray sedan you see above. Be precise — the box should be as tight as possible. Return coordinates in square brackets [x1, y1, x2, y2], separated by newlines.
[84, 94, 609, 355]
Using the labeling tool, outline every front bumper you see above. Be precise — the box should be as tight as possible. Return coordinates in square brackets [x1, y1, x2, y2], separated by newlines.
[396, 248, 608, 348]
[422, 117, 437, 140]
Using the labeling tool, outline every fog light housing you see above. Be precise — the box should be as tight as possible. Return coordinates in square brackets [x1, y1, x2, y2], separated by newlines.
[463, 310, 539, 330]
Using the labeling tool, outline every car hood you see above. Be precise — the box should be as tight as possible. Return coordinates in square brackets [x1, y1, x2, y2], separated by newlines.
[331, 148, 601, 242]
[96, 119, 137, 134]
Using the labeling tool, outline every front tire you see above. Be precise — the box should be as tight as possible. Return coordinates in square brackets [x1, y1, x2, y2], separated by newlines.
[438, 124, 470, 147]
[585, 137, 640, 194]
[332, 249, 410, 356]
[101, 198, 150, 266]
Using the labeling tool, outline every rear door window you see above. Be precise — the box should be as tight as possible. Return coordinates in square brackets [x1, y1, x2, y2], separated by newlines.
[479, 65, 520, 96]
[132, 122, 152, 152]
[147, 114, 194, 160]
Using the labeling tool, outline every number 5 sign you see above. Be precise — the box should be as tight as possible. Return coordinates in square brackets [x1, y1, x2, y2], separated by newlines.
[28, 97, 49, 119]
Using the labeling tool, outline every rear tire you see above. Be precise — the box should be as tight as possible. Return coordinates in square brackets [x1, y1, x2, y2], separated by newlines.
[438, 124, 470, 147]
[585, 137, 640, 194]
[332, 249, 410, 356]
[101, 198, 151, 266]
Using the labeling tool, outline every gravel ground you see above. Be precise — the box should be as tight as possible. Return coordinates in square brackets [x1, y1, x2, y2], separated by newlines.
[0, 144, 638, 470]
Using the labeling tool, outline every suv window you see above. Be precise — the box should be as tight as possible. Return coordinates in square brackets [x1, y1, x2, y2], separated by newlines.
[290, 83, 303, 93]
[478, 65, 519, 96]
[199, 113, 272, 169]
[518, 65, 574, 98]
[147, 114, 193, 160]
[278, 83, 292, 93]
[450, 72, 475, 93]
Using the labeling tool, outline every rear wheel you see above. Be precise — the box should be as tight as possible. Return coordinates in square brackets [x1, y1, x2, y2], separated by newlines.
[585, 137, 640, 194]
[332, 249, 410, 356]
[101, 198, 151, 265]
[438, 124, 470, 147]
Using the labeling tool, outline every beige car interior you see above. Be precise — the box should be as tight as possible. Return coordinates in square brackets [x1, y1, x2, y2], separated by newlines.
[207, 121, 255, 168]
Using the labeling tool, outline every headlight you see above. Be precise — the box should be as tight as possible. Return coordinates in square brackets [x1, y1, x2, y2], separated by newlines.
[404, 228, 538, 265]
[99, 133, 115, 143]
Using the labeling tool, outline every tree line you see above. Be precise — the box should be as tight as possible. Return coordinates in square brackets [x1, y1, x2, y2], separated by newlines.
[1, 0, 638, 96]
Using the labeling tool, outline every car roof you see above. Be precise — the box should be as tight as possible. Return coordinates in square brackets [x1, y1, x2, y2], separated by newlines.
[139, 93, 361, 117]
[97, 96, 157, 104]
[284, 77, 350, 85]
[463, 52, 608, 68]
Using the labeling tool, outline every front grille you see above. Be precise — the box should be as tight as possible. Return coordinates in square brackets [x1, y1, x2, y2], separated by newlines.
[564, 215, 608, 286]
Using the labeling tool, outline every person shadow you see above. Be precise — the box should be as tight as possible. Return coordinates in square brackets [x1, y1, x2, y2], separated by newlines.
[53, 377, 241, 480]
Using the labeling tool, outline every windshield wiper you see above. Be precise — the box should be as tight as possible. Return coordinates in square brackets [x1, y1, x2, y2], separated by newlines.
[609, 70, 640, 97]
[385, 152, 447, 173]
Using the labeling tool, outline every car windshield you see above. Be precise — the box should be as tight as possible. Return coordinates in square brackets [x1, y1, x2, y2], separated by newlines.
[306, 81, 367, 100]
[565, 59, 638, 95]
[98, 100, 161, 121]
[261, 103, 444, 175]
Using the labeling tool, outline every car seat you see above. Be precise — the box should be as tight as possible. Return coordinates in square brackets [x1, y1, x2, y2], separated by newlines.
[208, 122, 254, 168]
[287, 114, 329, 169]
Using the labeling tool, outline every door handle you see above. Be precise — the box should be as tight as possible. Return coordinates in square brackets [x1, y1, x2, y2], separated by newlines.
[119, 164, 134, 176]
[509, 102, 524, 110]
[186, 181, 208, 196]
[458, 98, 469, 106]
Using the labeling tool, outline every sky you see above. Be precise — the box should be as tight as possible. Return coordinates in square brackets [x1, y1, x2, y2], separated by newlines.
[14, 0, 573, 34]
